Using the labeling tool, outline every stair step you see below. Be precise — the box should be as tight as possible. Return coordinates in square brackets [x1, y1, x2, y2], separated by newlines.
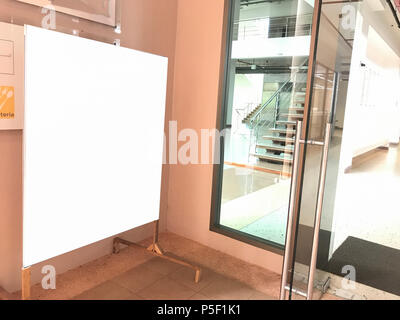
[251, 153, 293, 163]
[256, 144, 294, 153]
[276, 120, 297, 126]
[280, 113, 304, 119]
[262, 135, 295, 143]
[288, 107, 304, 112]
[269, 128, 296, 135]
[242, 105, 262, 122]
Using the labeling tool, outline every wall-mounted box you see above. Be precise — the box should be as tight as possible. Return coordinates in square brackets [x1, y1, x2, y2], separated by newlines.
[0, 39, 14, 75]
[0, 22, 24, 130]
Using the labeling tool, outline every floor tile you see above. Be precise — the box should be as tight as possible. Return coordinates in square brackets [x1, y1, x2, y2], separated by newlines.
[137, 277, 196, 300]
[199, 276, 255, 300]
[189, 293, 210, 300]
[140, 257, 181, 276]
[248, 290, 277, 300]
[27, 232, 284, 300]
[321, 293, 344, 300]
[111, 263, 164, 293]
[73, 281, 141, 300]
[168, 267, 221, 292]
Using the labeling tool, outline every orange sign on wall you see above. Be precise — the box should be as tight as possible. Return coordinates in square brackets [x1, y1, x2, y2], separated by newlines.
[0, 86, 15, 119]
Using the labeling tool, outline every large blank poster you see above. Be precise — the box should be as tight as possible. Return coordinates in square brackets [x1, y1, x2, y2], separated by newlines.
[23, 26, 168, 267]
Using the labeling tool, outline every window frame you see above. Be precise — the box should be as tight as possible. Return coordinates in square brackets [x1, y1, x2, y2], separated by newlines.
[209, 0, 285, 255]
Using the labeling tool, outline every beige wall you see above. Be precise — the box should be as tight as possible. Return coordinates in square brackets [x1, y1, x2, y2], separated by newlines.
[167, 0, 282, 274]
[0, 0, 283, 294]
[0, 0, 177, 292]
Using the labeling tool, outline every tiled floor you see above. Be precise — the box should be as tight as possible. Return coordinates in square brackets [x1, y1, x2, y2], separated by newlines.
[333, 144, 400, 250]
[20, 232, 338, 300]
[74, 257, 276, 300]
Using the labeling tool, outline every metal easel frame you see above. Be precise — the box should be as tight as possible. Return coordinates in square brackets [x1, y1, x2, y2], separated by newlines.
[113, 220, 202, 283]
[21, 220, 201, 300]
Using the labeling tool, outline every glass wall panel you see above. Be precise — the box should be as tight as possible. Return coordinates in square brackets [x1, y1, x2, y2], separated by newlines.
[213, 0, 315, 248]
[286, 0, 360, 299]
[289, 0, 400, 299]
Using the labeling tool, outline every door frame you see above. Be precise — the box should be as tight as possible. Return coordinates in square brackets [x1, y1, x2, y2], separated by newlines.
[209, 0, 286, 255]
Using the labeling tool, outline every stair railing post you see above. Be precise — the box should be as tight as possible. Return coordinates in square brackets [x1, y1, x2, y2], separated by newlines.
[254, 114, 260, 154]
[274, 91, 280, 129]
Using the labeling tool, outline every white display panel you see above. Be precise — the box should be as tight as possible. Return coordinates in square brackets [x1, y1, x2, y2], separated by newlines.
[23, 26, 168, 267]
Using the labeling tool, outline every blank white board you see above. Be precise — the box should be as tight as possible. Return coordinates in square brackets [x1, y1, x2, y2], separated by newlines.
[23, 26, 168, 267]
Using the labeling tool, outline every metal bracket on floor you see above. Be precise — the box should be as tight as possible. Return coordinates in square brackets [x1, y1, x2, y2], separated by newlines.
[283, 276, 330, 300]
[284, 285, 308, 298]
[113, 220, 202, 283]
[320, 277, 331, 294]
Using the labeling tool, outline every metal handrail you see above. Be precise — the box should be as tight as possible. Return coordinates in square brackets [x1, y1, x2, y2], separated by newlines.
[252, 92, 291, 131]
[249, 58, 308, 124]
[247, 58, 308, 161]
[249, 85, 286, 126]
[235, 13, 313, 24]
[237, 25, 311, 40]
[234, 13, 313, 40]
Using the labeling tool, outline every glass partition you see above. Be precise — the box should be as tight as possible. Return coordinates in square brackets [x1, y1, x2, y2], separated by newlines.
[287, 0, 360, 299]
[212, 0, 315, 249]
[288, 0, 400, 299]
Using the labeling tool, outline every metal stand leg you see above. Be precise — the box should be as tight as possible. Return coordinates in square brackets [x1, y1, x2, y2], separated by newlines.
[113, 220, 202, 283]
[146, 220, 163, 255]
[21, 267, 31, 300]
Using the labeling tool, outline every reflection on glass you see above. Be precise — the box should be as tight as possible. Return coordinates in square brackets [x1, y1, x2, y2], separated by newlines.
[287, 0, 360, 297]
[217, 0, 314, 246]
[316, 2, 400, 297]
[290, 0, 400, 299]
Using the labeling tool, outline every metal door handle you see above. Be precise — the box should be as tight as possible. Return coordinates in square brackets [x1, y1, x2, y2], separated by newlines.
[280, 120, 303, 300]
[306, 122, 332, 300]
[280, 121, 332, 300]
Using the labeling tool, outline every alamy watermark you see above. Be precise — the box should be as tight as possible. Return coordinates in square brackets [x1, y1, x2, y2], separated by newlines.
[162, 121, 230, 165]
[41, 5, 56, 30]
[341, 4, 357, 30]
[341, 265, 356, 290]
[41, 265, 56, 290]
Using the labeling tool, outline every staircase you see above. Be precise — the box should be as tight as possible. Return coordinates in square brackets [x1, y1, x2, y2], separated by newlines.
[242, 104, 263, 123]
[245, 60, 308, 167]
[251, 92, 305, 165]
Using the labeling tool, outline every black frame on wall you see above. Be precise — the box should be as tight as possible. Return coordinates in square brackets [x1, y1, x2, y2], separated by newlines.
[208, 0, 285, 255]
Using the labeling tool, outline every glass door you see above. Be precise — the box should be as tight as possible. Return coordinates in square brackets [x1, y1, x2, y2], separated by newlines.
[282, 0, 400, 300]
[281, 0, 361, 300]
